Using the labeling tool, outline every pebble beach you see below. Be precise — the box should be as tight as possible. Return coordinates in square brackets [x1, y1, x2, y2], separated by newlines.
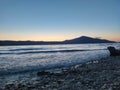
[1, 56, 120, 90]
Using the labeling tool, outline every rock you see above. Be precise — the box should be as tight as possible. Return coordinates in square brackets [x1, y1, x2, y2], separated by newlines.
[53, 72, 63, 76]
[108, 87, 113, 90]
[68, 68, 79, 74]
[17, 83, 25, 88]
[76, 82, 81, 87]
[82, 78, 94, 84]
[59, 85, 70, 89]
[74, 65, 80, 69]
[37, 70, 65, 76]
[101, 84, 107, 89]
[112, 82, 120, 90]
[45, 84, 50, 87]
[93, 60, 98, 64]
[107, 46, 120, 56]
[57, 79, 64, 84]
[37, 71, 51, 76]
[0, 88, 4, 90]
[5, 84, 15, 89]
[53, 89, 58, 90]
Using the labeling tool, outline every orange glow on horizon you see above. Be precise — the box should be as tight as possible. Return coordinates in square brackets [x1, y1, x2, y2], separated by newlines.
[0, 31, 119, 42]
[0, 35, 119, 42]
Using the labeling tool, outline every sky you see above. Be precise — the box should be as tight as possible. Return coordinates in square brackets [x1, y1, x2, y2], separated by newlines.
[0, 0, 120, 41]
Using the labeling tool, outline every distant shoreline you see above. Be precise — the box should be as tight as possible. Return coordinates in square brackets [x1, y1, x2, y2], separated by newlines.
[0, 42, 117, 46]
[0, 36, 116, 46]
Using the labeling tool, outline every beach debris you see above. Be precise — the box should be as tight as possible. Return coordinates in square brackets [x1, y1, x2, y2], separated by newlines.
[107, 46, 120, 56]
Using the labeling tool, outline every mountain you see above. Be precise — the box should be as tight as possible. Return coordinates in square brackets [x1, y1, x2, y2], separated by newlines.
[63, 36, 115, 44]
[0, 36, 115, 46]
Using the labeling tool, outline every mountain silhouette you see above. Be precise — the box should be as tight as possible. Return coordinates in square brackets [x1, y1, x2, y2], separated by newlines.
[0, 36, 115, 46]
[63, 36, 114, 44]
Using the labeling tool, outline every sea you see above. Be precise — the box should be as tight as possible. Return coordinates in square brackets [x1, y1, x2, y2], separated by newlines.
[0, 43, 120, 86]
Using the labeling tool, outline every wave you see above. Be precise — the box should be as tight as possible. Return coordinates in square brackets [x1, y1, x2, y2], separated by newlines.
[9, 48, 46, 51]
[0, 49, 107, 55]
[0, 49, 110, 76]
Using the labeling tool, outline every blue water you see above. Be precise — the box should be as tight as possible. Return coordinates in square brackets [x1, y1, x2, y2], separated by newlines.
[0, 43, 120, 75]
[0, 43, 120, 87]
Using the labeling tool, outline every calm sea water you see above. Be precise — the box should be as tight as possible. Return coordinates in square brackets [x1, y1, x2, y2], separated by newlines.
[0, 43, 120, 76]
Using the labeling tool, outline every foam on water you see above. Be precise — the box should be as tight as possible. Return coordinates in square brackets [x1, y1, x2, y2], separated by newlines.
[0, 43, 119, 75]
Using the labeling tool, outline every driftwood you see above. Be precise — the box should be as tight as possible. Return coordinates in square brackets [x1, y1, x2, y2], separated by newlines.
[107, 46, 120, 56]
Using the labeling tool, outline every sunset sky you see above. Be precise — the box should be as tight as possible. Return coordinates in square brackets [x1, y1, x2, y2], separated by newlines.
[0, 0, 120, 42]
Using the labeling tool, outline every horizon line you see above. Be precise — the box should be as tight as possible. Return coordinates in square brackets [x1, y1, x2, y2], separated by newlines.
[0, 36, 118, 42]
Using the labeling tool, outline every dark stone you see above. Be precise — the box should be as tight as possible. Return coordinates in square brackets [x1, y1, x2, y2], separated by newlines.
[18, 84, 25, 88]
[107, 46, 120, 56]
[37, 71, 51, 76]
[5, 84, 14, 89]
[0, 88, 4, 90]
[86, 69, 92, 74]
[68, 69, 79, 74]
[57, 80, 63, 84]
[37, 70, 64, 76]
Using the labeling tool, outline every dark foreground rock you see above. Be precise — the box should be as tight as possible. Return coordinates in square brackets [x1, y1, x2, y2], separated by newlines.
[37, 71, 52, 76]
[107, 46, 120, 56]
[1, 56, 120, 90]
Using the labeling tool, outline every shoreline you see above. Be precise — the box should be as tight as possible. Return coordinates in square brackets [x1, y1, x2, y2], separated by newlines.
[0, 56, 120, 90]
